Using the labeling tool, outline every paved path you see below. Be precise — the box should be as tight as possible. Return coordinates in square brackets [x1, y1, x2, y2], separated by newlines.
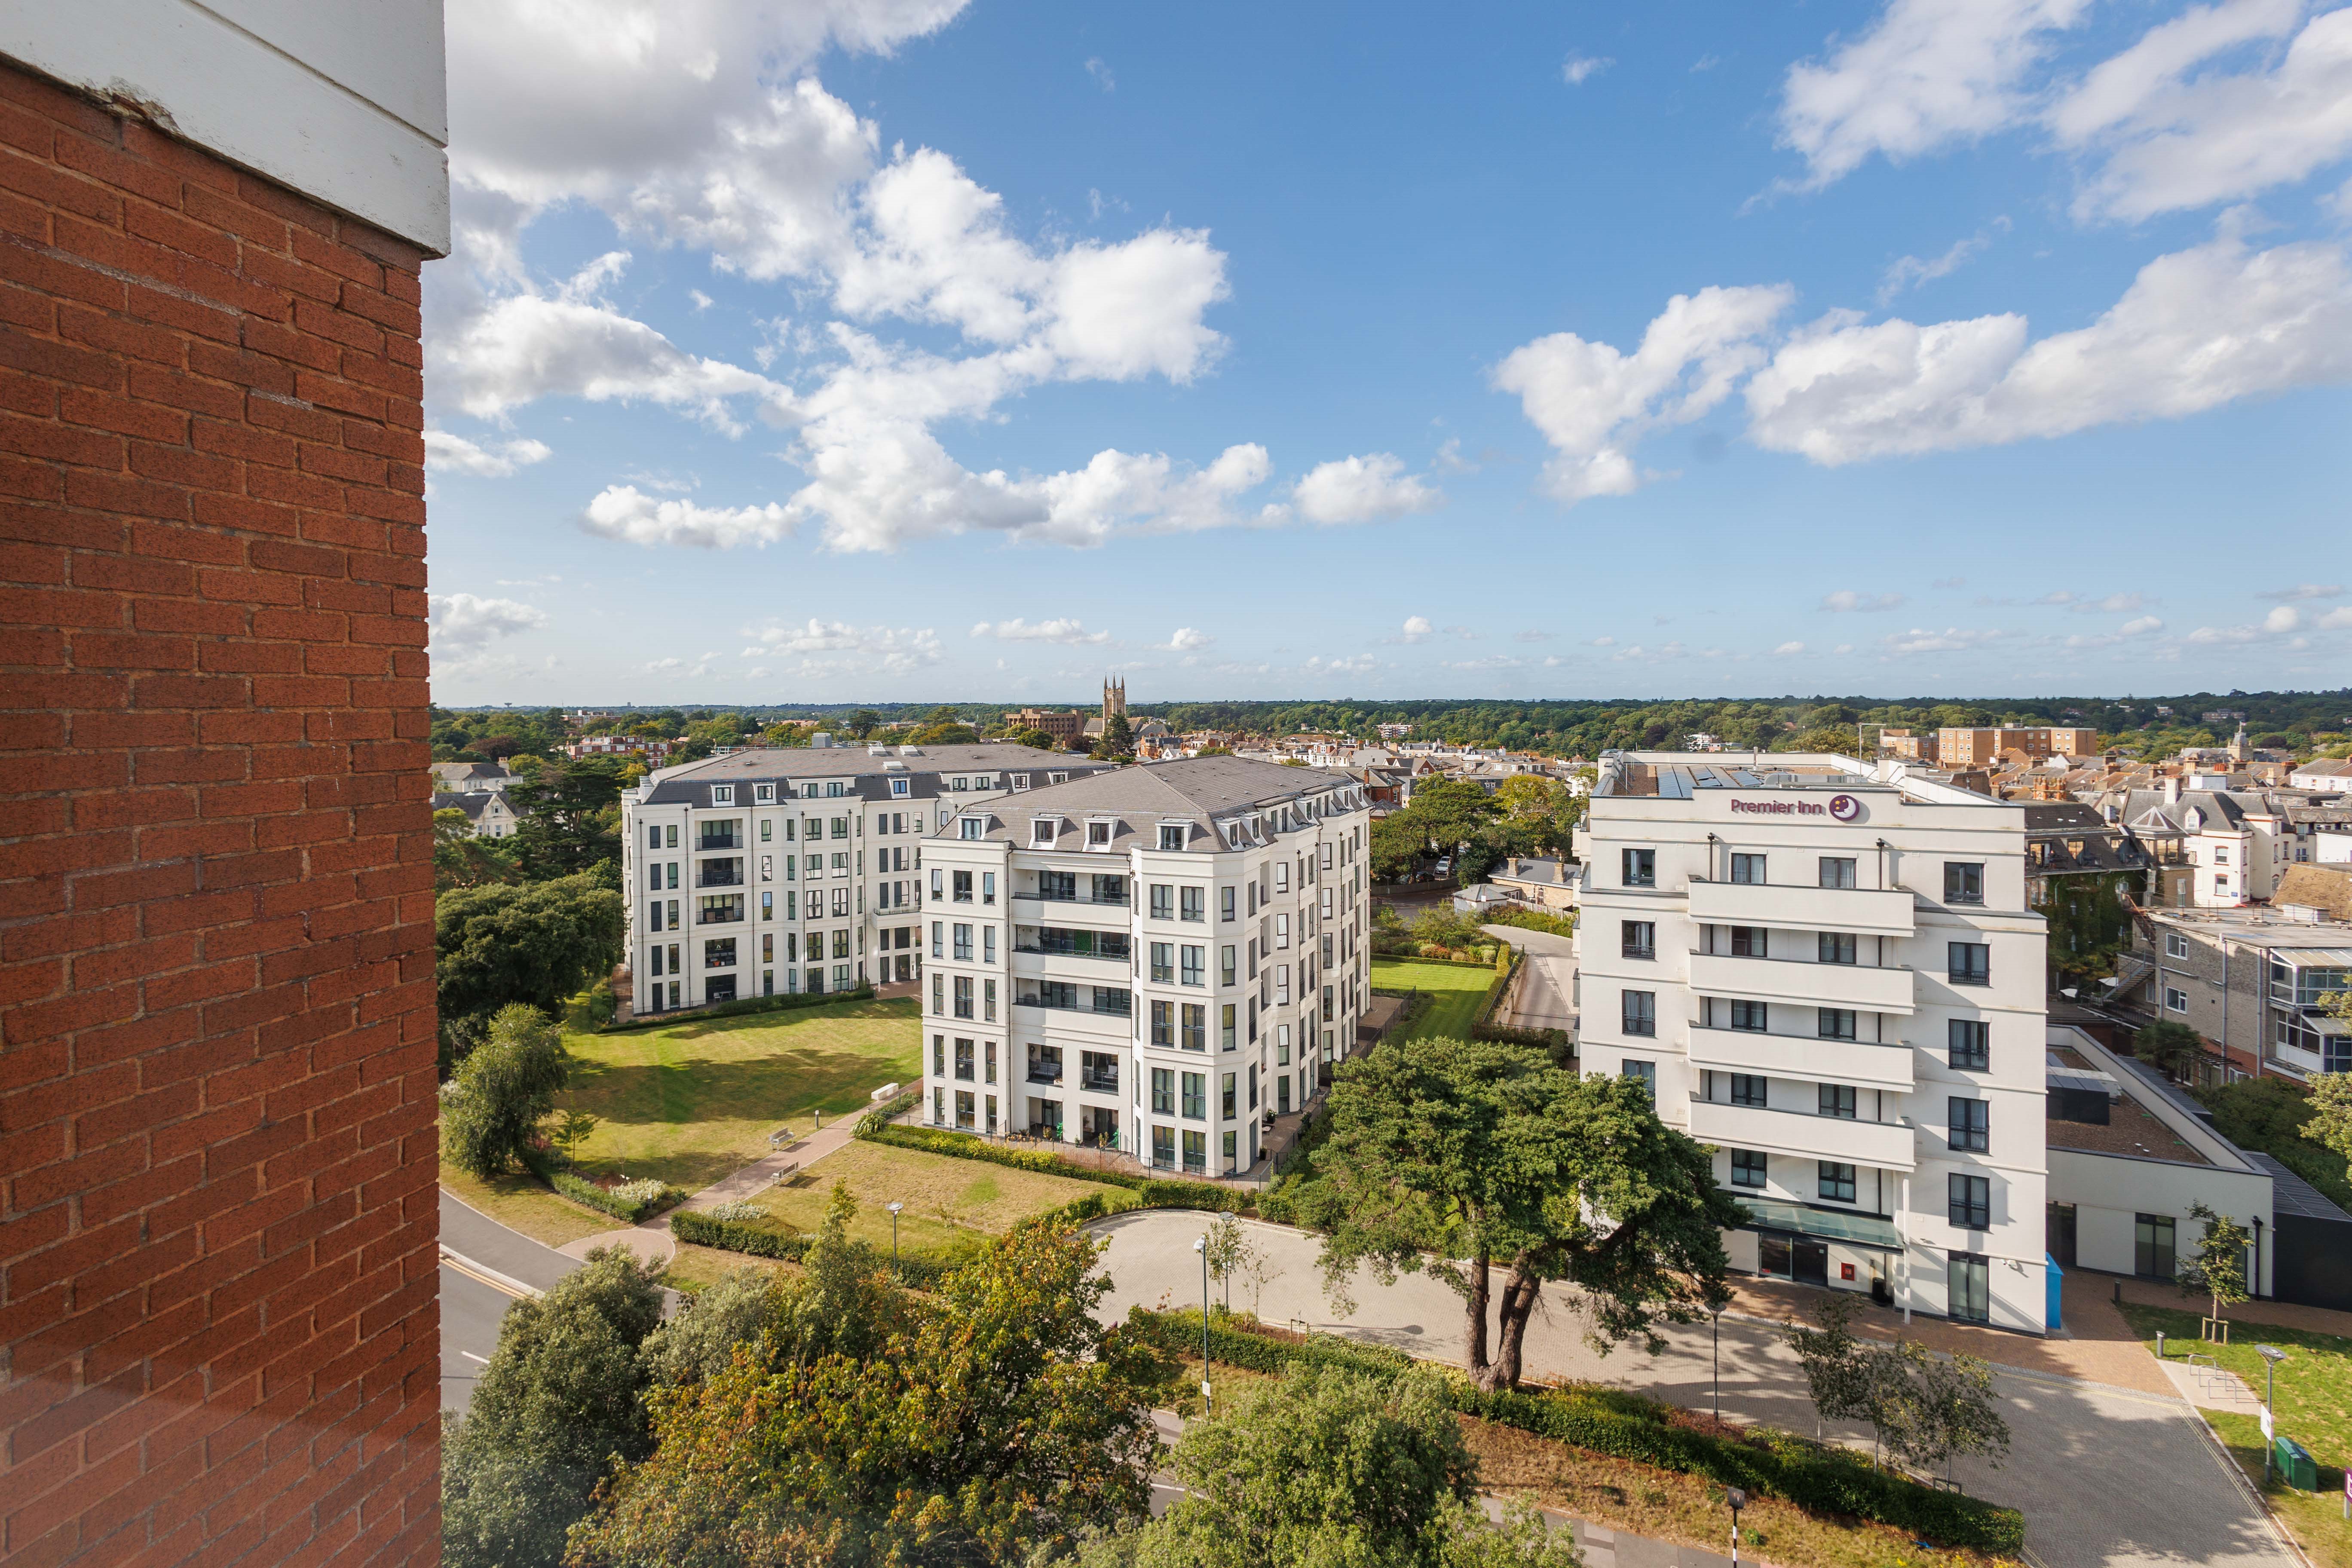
[1093, 1211, 2296, 1568]
[1482, 925, 1576, 1035]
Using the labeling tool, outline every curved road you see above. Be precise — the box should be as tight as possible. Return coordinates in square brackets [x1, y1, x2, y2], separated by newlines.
[438, 1192, 585, 1413]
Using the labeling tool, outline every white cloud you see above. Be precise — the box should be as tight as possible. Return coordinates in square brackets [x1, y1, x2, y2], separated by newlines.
[1563, 54, 1615, 85]
[582, 486, 796, 549]
[1086, 57, 1115, 92]
[688, 288, 715, 312]
[1880, 625, 2009, 654]
[1773, 640, 1808, 655]
[971, 618, 1110, 644]
[1491, 284, 1793, 503]
[1167, 627, 1215, 652]
[1610, 641, 1689, 663]
[429, 592, 548, 653]
[423, 429, 554, 477]
[1777, 0, 2092, 187]
[740, 618, 944, 675]
[2319, 606, 2352, 628]
[1821, 590, 1906, 612]
[1396, 616, 1434, 644]
[2265, 604, 2304, 633]
[2050, 1, 2352, 222]
[1878, 221, 2006, 302]
[1444, 655, 1526, 671]
[2258, 582, 2344, 600]
[1288, 453, 1443, 525]
[1745, 231, 2352, 464]
[1588, 635, 1617, 647]
[2121, 614, 2166, 635]
[2064, 615, 2168, 647]
[1306, 653, 1378, 676]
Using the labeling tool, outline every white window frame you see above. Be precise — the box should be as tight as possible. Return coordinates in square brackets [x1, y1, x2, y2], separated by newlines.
[755, 783, 774, 803]
[711, 784, 735, 805]
[1032, 819, 1057, 847]
[891, 777, 910, 797]
[2164, 932, 2189, 959]
[2165, 986, 2190, 1013]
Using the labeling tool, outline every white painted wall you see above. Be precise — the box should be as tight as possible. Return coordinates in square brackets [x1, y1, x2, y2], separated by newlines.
[0, 0, 449, 252]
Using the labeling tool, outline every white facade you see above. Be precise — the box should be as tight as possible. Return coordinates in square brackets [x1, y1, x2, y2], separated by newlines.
[915, 758, 1373, 1176]
[1573, 753, 2052, 1332]
[617, 746, 1118, 1014]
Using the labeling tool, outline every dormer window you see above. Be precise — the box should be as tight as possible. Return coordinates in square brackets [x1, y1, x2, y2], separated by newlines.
[827, 781, 845, 797]
[891, 778, 910, 797]
[1159, 823, 1186, 851]
[1087, 819, 1114, 848]
[1032, 819, 1058, 847]
[711, 785, 735, 805]
[755, 783, 775, 803]
[960, 816, 985, 841]
[1011, 774, 1029, 791]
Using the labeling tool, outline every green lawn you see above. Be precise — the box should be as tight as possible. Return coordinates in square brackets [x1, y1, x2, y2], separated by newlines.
[2120, 1300, 2350, 1473]
[2203, 1409, 2352, 1568]
[555, 996, 920, 1193]
[720, 1140, 1134, 1258]
[1370, 956, 1499, 1044]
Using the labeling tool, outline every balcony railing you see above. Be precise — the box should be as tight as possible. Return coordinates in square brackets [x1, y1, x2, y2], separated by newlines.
[1015, 996, 1133, 1017]
[1026, 1068, 1063, 1086]
[1013, 890, 1131, 907]
[697, 870, 744, 888]
[1015, 944, 1132, 962]
[1080, 1071, 1120, 1094]
[698, 833, 739, 851]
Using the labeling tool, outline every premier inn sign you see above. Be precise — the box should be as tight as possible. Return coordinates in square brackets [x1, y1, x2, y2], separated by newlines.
[1730, 794, 1864, 821]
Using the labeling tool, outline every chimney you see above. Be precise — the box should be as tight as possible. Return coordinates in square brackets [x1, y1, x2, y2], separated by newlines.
[2162, 775, 2181, 805]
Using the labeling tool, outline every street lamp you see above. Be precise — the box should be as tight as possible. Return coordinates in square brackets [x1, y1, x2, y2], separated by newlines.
[2257, 1344, 2286, 1484]
[1194, 1234, 1212, 1418]
[1726, 1486, 1748, 1568]
[1711, 1304, 1724, 1421]
[887, 1201, 903, 1280]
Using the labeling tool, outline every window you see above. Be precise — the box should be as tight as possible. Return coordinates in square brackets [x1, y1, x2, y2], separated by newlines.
[1819, 857, 1857, 889]
[1273, 863, 1289, 894]
[930, 921, 943, 958]
[1818, 1084, 1856, 1119]
[1730, 1149, 1767, 1188]
[1621, 921, 1655, 960]
[1948, 943, 1991, 986]
[1818, 1161, 1856, 1203]
[1729, 999, 1768, 1032]
[1730, 926, 1767, 957]
[830, 815, 849, 838]
[1181, 945, 1204, 986]
[953, 975, 973, 1019]
[1151, 942, 1174, 983]
[1621, 990, 1657, 1037]
[1151, 884, 1173, 920]
[1817, 1008, 1856, 1040]
[1182, 1003, 1206, 1051]
[2213, 845, 2230, 865]
[959, 816, 983, 840]
[2135, 1213, 2177, 1278]
[711, 785, 733, 805]
[1944, 862, 1984, 904]
[1948, 1175, 1991, 1230]
[1151, 999, 1174, 1047]
[704, 937, 737, 969]
[1152, 1067, 1176, 1115]
[2164, 986, 2190, 1013]
[1949, 1097, 1990, 1152]
[1730, 853, 1766, 885]
[1622, 848, 1656, 888]
[1948, 1020, 1990, 1071]
[648, 825, 662, 850]
[953, 871, 974, 903]
[890, 776, 910, 797]
[984, 977, 996, 1020]
[953, 923, 972, 961]
[1032, 819, 1057, 847]
[1181, 887, 1204, 922]
[1621, 1059, 1655, 1095]
[1221, 886, 1236, 922]
[982, 872, 995, 905]
[1729, 1073, 1767, 1107]
[1220, 945, 1237, 985]
[1221, 1003, 1237, 1050]
[1222, 1131, 1238, 1170]
[1221, 1072, 1237, 1119]
[1947, 1252, 1989, 1322]
[2164, 931, 2190, 959]
[1087, 820, 1113, 848]
[954, 1038, 974, 1081]
[1817, 931, 1856, 965]
[1157, 823, 1186, 851]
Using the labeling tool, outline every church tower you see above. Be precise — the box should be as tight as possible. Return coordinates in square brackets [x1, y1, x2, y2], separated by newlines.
[1102, 675, 1127, 721]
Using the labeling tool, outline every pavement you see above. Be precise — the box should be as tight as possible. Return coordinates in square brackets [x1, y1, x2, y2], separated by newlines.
[1485, 924, 1577, 1034]
[1092, 1210, 2300, 1568]
[440, 1190, 585, 1414]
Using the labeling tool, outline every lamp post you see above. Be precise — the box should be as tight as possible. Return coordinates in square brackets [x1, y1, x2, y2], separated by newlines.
[2257, 1344, 2285, 1484]
[1726, 1486, 1748, 1568]
[1194, 1234, 1212, 1418]
[1711, 1305, 1723, 1422]
[887, 1201, 903, 1281]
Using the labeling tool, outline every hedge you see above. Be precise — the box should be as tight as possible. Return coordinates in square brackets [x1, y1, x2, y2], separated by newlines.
[1124, 1309, 2024, 1553]
[858, 1122, 1149, 1189]
[600, 986, 878, 1033]
[669, 1209, 952, 1287]
[515, 1148, 683, 1224]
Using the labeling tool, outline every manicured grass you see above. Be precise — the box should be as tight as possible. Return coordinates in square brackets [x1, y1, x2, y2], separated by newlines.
[664, 1241, 796, 1295]
[556, 996, 919, 1192]
[2121, 1301, 2351, 1473]
[1370, 956, 1499, 1044]
[722, 1139, 1133, 1257]
[439, 1161, 617, 1249]
[2205, 1409, 2351, 1568]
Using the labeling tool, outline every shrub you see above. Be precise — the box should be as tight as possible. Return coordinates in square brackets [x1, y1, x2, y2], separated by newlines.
[600, 986, 877, 1034]
[703, 1198, 763, 1223]
[858, 1122, 1151, 1191]
[668, 1209, 953, 1286]
[1137, 1178, 1246, 1213]
[542, 1167, 683, 1224]
[442, 1005, 570, 1179]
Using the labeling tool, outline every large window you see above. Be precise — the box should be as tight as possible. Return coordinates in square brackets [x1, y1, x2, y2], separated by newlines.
[1622, 990, 1657, 1037]
[1944, 862, 1984, 905]
[1948, 1097, 1990, 1152]
[1818, 1084, 1856, 1119]
[1150, 884, 1174, 920]
[704, 937, 736, 969]
[1730, 925, 1768, 957]
[1729, 1073, 1767, 1107]
[1729, 999, 1768, 1032]
[1817, 1161, 1856, 1203]
[1151, 942, 1174, 983]
[1181, 945, 1205, 986]
[1151, 998, 1174, 1047]
[1730, 853, 1766, 885]
[1152, 1124, 1176, 1168]
[1947, 1252, 1990, 1322]
[1817, 1008, 1856, 1041]
[1181, 1072, 1206, 1120]
[1622, 848, 1656, 888]
[1819, 857, 1857, 889]
[953, 923, 972, 961]
[1152, 1068, 1175, 1115]
[1182, 1002, 1207, 1051]
[1948, 1020, 1990, 1071]
[1948, 1174, 1991, 1230]
[1621, 920, 1655, 959]
[1181, 887, 1205, 922]
[1730, 1149, 1766, 1188]
[1817, 931, 1857, 965]
[1620, 1059, 1655, 1096]
[2135, 1213, 2177, 1278]
[1948, 942, 1991, 986]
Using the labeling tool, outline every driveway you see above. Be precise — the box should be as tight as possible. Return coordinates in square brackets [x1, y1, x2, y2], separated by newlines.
[1093, 1211, 2294, 1568]
[1483, 925, 1574, 1035]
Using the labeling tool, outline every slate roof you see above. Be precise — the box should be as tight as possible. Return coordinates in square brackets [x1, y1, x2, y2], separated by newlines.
[932, 756, 1365, 852]
[638, 745, 1115, 809]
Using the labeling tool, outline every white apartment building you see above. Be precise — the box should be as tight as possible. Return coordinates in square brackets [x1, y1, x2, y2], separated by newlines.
[1574, 753, 2052, 1332]
[619, 745, 1119, 1012]
[915, 758, 1373, 1176]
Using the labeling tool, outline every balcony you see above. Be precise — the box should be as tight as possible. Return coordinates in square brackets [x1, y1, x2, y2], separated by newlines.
[1014, 889, 1131, 908]
[1015, 944, 1132, 963]
[698, 832, 739, 851]
[1687, 877, 1915, 937]
[1026, 1068, 1064, 1086]
[1686, 1026, 1915, 1092]
[697, 868, 744, 888]
[1687, 950, 1915, 1015]
[1016, 995, 1133, 1018]
[1687, 1097, 1916, 1171]
[1080, 1070, 1121, 1094]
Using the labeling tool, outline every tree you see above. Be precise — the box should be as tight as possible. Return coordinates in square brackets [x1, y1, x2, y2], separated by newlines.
[1872, 1345, 2010, 1487]
[2132, 1020, 2208, 1082]
[1203, 1212, 1256, 1313]
[1369, 812, 1427, 883]
[2179, 1200, 2252, 1326]
[2305, 1063, 2352, 1195]
[440, 1004, 570, 1178]
[1075, 1364, 1579, 1568]
[569, 1216, 1169, 1567]
[434, 806, 522, 893]
[505, 756, 625, 879]
[1093, 710, 1136, 761]
[1006, 727, 1061, 751]
[847, 708, 881, 740]
[1310, 1037, 1743, 1391]
[910, 720, 980, 746]
[1781, 1291, 1873, 1441]
[436, 872, 623, 1057]
[441, 1246, 667, 1568]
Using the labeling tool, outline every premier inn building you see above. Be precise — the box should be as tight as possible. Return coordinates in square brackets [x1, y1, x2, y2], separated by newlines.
[1573, 753, 2053, 1332]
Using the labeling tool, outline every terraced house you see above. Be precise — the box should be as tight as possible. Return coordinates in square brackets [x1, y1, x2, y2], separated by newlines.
[620, 744, 1118, 1010]
[916, 757, 1373, 1175]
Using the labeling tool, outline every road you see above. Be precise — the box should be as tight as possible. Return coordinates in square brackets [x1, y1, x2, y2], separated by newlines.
[1093, 1210, 2295, 1568]
[439, 1191, 587, 1415]
[1484, 924, 1576, 1033]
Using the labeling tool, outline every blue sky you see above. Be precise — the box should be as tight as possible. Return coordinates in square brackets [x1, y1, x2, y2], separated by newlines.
[422, 0, 2352, 706]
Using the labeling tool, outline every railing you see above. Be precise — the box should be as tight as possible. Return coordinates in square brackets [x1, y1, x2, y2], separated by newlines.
[1026, 1069, 1063, 1086]
[1015, 996, 1133, 1017]
[1080, 1072, 1120, 1094]
[1013, 890, 1131, 907]
[697, 871, 744, 888]
[698, 834, 739, 851]
[1015, 944, 1132, 962]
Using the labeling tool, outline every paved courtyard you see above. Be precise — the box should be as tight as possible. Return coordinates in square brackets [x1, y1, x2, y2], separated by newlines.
[1093, 1211, 2296, 1568]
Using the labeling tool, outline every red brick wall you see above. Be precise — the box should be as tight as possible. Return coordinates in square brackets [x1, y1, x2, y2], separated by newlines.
[0, 60, 439, 1567]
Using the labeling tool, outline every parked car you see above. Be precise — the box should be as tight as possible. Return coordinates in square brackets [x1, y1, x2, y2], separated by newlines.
[1434, 856, 1452, 876]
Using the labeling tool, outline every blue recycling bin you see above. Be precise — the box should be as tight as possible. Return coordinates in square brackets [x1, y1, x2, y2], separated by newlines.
[2045, 1253, 2063, 1333]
